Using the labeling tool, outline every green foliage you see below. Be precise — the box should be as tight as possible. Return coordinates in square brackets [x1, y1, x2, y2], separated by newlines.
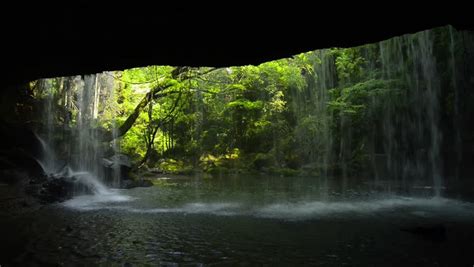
[332, 48, 366, 84]
[329, 79, 399, 117]
[227, 99, 263, 110]
[158, 159, 194, 175]
[29, 26, 464, 178]
[199, 148, 242, 173]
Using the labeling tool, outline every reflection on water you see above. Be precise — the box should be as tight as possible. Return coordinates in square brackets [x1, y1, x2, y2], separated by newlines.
[1, 175, 474, 266]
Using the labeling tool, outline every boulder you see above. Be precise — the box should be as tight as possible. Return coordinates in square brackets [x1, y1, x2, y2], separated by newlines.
[26, 169, 97, 203]
[36, 176, 76, 203]
[102, 154, 133, 186]
[109, 154, 132, 168]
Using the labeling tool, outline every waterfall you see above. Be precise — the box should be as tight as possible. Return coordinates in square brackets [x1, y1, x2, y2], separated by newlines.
[38, 79, 58, 175]
[103, 71, 122, 188]
[290, 49, 335, 199]
[35, 133, 56, 176]
[75, 75, 102, 175]
[36, 72, 119, 195]
[111, 127, 121, 188]
[31, 25, 468, 200]
[286, 27, 455, 197]
[377, 30, 443, 196]
[313, 50, 335, 198]
[449, 25, 462, 182]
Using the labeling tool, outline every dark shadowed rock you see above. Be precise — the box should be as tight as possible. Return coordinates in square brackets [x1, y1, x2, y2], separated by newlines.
[37, 177, 76, 203]
[26, 172, 95, 204]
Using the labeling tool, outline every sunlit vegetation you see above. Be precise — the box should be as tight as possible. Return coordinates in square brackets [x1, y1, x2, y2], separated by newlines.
[21, 26, 474, 178]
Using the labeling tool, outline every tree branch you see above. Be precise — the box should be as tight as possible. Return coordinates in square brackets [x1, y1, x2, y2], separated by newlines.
[103, 67, 219, 141]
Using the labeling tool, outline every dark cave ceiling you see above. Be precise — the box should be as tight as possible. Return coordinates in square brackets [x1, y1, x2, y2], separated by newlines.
[1, 3, 473, 86]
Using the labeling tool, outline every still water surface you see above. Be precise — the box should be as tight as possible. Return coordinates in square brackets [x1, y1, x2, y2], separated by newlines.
[1, 175, 474, 266]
